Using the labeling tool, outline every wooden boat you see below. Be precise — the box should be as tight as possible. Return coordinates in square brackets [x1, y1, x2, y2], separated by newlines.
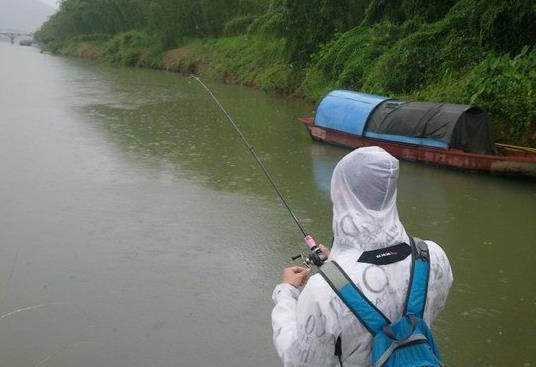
[298, 90, 536, 178]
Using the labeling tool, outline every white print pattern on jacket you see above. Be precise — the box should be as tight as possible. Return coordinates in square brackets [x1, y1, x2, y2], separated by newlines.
[272, 147, 453, 367]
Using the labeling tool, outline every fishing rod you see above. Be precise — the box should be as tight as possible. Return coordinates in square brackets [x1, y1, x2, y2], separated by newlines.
[191, 75, 327, 267]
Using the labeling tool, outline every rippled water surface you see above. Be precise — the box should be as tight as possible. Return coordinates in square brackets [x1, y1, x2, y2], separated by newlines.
[0, 42, 535, 366]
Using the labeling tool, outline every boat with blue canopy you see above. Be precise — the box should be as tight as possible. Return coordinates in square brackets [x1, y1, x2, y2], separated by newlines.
[299, 90, 536, 177]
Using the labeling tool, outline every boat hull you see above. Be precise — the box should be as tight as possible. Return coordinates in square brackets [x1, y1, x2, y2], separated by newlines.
[299, 117, 536, 178]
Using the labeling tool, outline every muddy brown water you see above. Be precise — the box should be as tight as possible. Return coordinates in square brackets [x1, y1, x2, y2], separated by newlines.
[0, 42, 535, 366]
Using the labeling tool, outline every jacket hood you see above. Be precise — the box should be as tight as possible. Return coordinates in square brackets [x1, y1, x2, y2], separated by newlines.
[330, 146, 409, 259]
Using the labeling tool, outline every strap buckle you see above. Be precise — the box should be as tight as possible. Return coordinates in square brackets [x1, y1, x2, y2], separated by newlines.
[413, 238, 429, 261]
[382, 315, 418, 341]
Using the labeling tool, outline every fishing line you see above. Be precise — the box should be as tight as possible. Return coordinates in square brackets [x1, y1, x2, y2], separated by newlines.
[191, 75, 307, 237]
[191, 75, 327, 266]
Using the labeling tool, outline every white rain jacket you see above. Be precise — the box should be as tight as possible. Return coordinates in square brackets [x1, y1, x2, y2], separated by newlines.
[272, 147, 453, 367]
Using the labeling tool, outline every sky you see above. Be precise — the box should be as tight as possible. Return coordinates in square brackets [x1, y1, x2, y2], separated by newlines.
[0, 0, 57, 31]
[39, 0, 58, 8]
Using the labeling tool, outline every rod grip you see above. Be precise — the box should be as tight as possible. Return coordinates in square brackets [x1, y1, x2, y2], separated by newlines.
[304, 235, 317, 250]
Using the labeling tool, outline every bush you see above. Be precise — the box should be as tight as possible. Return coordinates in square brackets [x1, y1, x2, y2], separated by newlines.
[224, 15, 257, 36]
[192, 35, 301, 94]
[363, 7, 488, 93]
[364, 23, 445, 93]
[248, 0, 287, 37]
[284, 0, 370, 65]
[465, 50, 535, 145]
[68, 34, 111, 43]
[362, 0, 457, 25]
[101, 31, 162, 67]
[461, 0, 536, 54]
[302, 22, 402, 98]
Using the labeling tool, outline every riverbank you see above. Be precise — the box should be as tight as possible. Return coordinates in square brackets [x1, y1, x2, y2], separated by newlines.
[50, 34, 299, 94]
[46, 30, 536, 148]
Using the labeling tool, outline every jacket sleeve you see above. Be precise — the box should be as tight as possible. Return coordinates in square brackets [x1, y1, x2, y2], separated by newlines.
[272, 283, 301, 361]
[271, 278, 341, 367]
[424, 240, 454, 326]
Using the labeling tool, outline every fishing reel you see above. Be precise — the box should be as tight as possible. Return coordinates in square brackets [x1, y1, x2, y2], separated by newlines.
[291, 250, 326, 268]
[291, 235, 328, 268]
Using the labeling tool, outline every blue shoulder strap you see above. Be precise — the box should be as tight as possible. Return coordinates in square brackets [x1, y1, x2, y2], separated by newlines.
[404, 238, 431, 318]
[319, 261, 390, 336]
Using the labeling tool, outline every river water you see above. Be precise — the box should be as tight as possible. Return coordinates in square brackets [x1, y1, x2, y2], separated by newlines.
[0, 42, 534, 366]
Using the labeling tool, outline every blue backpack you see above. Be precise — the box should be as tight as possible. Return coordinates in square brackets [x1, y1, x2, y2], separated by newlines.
[319, 238, 442, 367]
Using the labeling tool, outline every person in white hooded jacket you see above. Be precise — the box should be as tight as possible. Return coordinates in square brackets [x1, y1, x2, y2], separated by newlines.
[272, 146, 453, 367]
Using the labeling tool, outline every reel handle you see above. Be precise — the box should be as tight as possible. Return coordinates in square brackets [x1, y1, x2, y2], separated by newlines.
[291, 254, 302, 261]
[290, 235, 328, 267]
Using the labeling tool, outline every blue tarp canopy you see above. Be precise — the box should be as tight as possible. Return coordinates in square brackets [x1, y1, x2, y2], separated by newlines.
[314, 90, 389, 136]
[314, 90, 495, 154]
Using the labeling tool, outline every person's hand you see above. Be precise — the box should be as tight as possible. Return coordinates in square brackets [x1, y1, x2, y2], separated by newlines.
[281, 266, 310, 287]
[319, 244, 330, 258]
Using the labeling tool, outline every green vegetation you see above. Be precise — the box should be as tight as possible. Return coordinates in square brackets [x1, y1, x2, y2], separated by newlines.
[36, 0, 536, 146]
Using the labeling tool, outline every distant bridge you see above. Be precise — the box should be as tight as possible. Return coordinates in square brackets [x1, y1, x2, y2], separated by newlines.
[0, 30, 33, 44]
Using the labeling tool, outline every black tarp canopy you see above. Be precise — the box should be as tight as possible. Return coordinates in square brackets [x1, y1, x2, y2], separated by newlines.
[366, 101, 496, 154]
